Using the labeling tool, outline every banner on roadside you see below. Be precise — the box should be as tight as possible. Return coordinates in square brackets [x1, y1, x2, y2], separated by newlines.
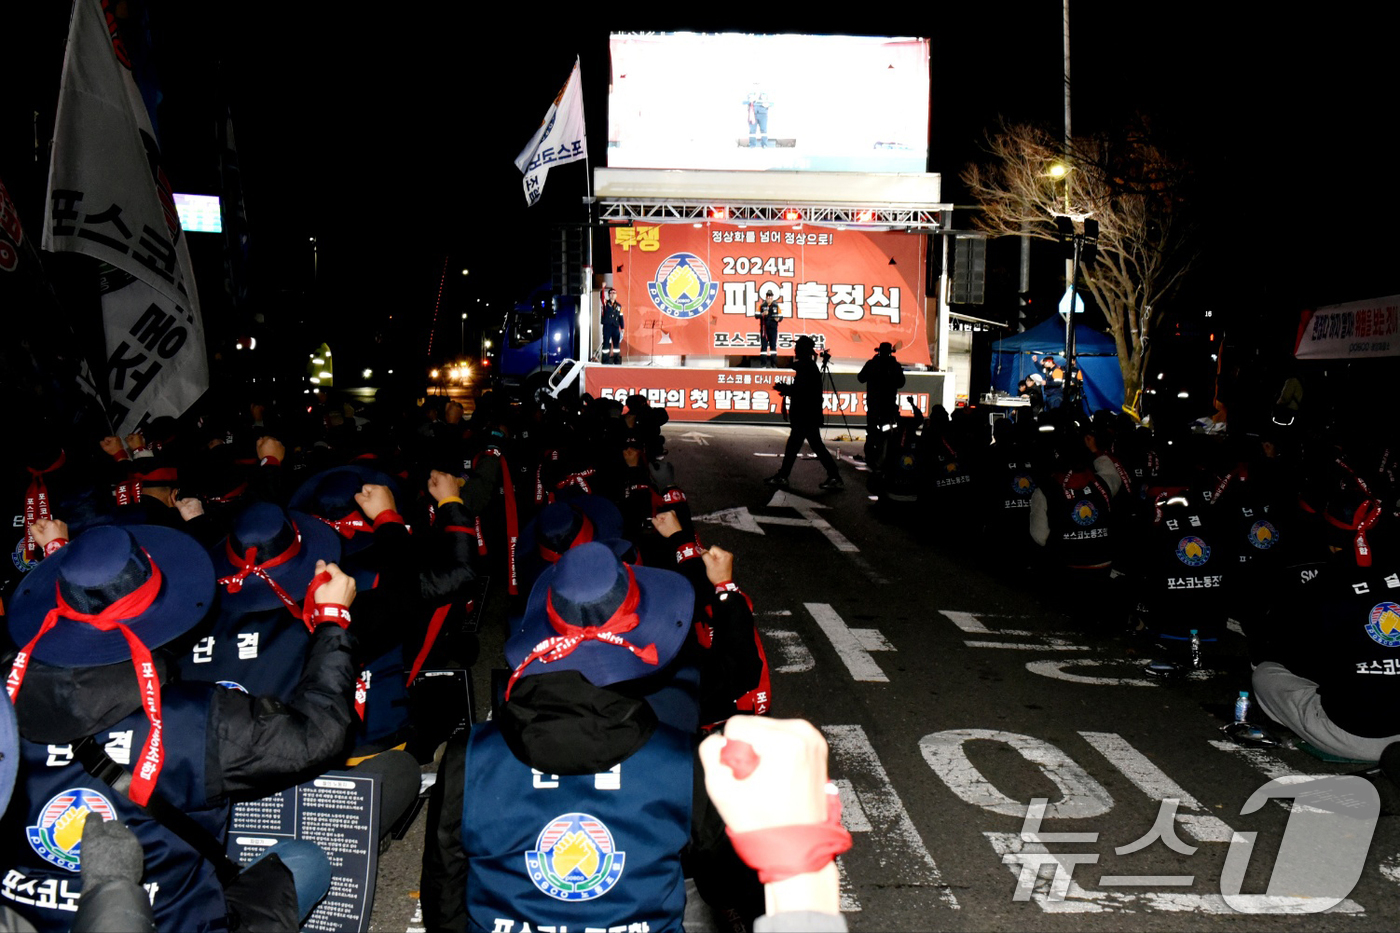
[1295, 296, 1400, 360]
[610, 222, 929, 364]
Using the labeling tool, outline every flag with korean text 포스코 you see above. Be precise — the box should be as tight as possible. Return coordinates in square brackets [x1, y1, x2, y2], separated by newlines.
[43, 0, 208, 435]
[515, 58, 586, 206]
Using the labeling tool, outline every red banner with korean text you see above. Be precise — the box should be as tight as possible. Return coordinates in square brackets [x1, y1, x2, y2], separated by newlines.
[611, 223, 928, 364]
[584, 366, 942, 425]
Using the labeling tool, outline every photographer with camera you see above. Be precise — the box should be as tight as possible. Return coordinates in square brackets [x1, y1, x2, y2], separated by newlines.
[754, 290, 783, 368]
[765, 336, 844, 490]
[857, 341, 906, 472]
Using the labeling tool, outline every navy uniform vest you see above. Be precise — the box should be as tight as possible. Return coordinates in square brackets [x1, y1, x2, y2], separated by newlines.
[990, 456, 1037, 519]
[0, 684, 228, 933]
[1282, 557, 1400, 737]
[186, 562, 410, 751]
[1045, 469, 1114, 568]
[1143, 499, 1227, 628]
[461, 721, 692, 933]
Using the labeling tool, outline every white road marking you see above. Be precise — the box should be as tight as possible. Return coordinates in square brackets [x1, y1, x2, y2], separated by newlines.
[767, 491, 859, 552]
[940, 610, 994, 634]
[851, 628, 896, 652]
[919, 729, 1114, 819]
[1080, 732, 1235, 843]
[764, 628, 816, 673]
[679, 431, 712, 445]
[692, 506, 767, 535]
[804, 603, 888, 682]
[1207, 740, 1336, 813]
[405, 900, 425, 933]
[823, 725, 960, 909]
[965, 640, 1090, 651]
[1025, 658, 1159, 687]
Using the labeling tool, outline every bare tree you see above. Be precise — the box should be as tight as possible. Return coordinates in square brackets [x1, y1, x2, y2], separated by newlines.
[961, 118, 1200, 411]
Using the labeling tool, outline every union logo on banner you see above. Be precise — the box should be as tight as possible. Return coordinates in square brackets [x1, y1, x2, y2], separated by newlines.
[647, 253, 719, 320]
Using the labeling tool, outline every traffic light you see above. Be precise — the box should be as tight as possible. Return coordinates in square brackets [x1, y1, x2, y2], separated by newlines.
[951, 235, 986, 305]
[1056, 216, 1075, 258]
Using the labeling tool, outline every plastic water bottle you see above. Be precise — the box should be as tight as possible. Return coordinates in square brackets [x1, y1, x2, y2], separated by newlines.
[1234, 690, 1251, 724]
[1189, 629, 1202, 670]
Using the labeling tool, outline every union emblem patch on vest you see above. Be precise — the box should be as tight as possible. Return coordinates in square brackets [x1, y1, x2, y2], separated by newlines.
[26, 788, 117, 872]
[525, 812, 626, 901]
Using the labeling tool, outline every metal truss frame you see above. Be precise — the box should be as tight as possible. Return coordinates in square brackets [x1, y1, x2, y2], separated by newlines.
[597, 199, 948, 233]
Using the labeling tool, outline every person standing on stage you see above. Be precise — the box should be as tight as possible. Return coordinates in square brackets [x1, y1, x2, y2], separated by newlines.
[755, 290, 782, 368]
[601, 288, 624, 365]
[765, 336, 843, 490]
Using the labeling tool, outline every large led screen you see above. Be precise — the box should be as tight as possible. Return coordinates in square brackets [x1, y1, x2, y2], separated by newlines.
[608, 33, 930, 173]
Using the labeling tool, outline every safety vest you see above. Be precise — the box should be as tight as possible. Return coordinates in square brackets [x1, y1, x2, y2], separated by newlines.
[461, 721, 692, 933]
[0, 684, 228, 933]
[1045, 469, 1114, 568]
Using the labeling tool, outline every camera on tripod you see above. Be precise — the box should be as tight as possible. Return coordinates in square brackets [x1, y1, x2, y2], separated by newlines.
[819, 348, 831, 365]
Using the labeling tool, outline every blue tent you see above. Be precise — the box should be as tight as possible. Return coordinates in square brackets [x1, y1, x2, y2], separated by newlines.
[989, 316, 1125, 413]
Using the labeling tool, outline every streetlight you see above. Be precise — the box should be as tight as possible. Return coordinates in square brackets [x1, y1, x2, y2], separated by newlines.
[460, 313, 467, 356]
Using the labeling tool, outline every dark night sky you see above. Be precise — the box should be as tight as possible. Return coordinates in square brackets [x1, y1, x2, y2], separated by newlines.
[4, 3, 1395, 374]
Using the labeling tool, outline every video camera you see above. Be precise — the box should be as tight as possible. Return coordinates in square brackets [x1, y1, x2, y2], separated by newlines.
[819, 349, 832, 365]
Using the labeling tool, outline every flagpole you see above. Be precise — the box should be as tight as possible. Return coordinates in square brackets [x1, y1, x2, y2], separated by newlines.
[578, 55, 596, 366]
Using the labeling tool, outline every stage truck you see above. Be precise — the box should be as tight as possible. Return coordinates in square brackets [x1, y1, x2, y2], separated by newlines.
[504, 32, 957, 425]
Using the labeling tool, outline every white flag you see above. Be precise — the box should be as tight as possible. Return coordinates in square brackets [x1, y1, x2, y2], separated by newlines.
[515, 58, 587, 206]
[43, 0, 208, 433]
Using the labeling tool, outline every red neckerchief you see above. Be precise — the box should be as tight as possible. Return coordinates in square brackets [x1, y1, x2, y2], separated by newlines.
[23, 451, 65, 562]
[557, 469, 595, 495]
[1324, 497, 1384, 567]
[475, 448, 518, 595]
[7, 555, 166, 806]
[320, 510, 372, 539]
[206, 481, 249, 505]
[216, 524, 318, 618]
[504, 565, 656, 700]
[538, 514, 595, 564]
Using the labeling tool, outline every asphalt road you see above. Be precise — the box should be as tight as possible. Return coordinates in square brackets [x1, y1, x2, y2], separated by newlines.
[367, 422, 1400, 932]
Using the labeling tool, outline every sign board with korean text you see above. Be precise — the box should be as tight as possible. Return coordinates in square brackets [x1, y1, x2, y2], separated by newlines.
[1294, 296, 1400, 360]
[227, 770, 380, 932]
[611, 223, 929, 364]
[584, 365, 943, 424]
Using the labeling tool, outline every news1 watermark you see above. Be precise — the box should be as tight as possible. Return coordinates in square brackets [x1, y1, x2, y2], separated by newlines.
[1001, 775, 1380, 912]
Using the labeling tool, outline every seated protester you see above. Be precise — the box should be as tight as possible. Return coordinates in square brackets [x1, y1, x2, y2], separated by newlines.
[291, 467, 417, 761]
[0, 523, 360, 932]
[1252, 479, 1400, 763]
[1210, 429, 1302, 642]
[1028, 421, 1119, 627]
[108, 450, 223, 547]
[624, 393, 669, 463]
[915, 406, 974, 530]
[180, 441, 256, 533]
[515, 494, 633, 597]
[416, 451, 503, 666]
[1125, 490, 1229, 640]
[654, 511, 770, 729]
[421, 542, 756, 933]
[981, 418, 1039, 553]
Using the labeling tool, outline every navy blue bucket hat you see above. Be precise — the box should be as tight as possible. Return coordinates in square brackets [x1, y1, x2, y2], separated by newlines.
[7, 525, 215, 666]
[289, 465, 401, 554]
[505, 542, 692, 698]
[210, 502, 342, 613]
